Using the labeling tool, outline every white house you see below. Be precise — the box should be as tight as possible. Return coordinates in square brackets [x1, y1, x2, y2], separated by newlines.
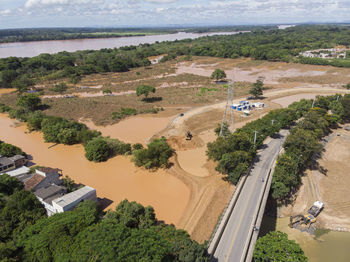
[52, 186, 97, 213]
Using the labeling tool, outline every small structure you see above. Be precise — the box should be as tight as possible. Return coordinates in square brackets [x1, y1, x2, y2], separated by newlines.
[24, 167, 62, 191]
[243, 110, 250, 117]
[0, 157, 15, 172]
[253, 102, 265, 108]
[0, 155, 26, 172]
[52, 186, 97, 213]
[34, 184, 67, 216]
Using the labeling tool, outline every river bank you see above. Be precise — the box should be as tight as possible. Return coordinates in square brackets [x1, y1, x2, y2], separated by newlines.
[0, 31, 239, 58]
[0, 113, 190, 226]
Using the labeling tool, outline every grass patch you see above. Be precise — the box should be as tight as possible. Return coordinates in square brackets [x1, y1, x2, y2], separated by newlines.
[112, 108, 137, 120]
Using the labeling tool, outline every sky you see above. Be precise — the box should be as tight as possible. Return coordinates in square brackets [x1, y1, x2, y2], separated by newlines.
[0, 0, 350, 29]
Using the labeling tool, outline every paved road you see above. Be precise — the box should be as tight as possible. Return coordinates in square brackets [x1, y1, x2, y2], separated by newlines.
[212, 130, 288, 262]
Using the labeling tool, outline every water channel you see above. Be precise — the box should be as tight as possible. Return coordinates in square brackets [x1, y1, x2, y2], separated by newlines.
[0, 31, 240, 58]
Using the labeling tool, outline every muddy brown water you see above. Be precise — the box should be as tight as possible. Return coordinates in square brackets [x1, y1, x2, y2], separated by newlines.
[0, 113, 189, 225]
[275, 217, 350, 262]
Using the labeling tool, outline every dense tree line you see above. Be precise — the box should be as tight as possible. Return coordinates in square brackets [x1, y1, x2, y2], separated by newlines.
[207, 108, 297, 184]
[0, 178, 208, 261]
[1, 94, 174, 166]
[0, 26, 274, 43]
[253, 231, 307, 261]
[0, 175, 47, 260]
[0, 141, 26, 157]
[271, 94, 350, 202]
[0, 27, 178, 43]
[2, 25, 350, 91]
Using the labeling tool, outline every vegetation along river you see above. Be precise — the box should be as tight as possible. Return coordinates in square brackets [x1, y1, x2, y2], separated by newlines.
[0, 31, 239, 58]
[0, 113, 190, 226]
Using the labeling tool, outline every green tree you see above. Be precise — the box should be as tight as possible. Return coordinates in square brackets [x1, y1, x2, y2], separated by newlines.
[16, 93, 42, 111]
[0, 174, 23, 196]
[253, 231, 307, 261]
[50, 83, 68, 94]
[17, 201, 99, 262]
[0, 70, 17, 88]
[11, 75, 35, 94]
[62, 176, 75, 193]
[211, 69, 226, 81]
[132, 138, 173, 169]
[105, 199, 156, 229]
[26, 111, 45, 131]
[0, 189, 46, 243]
[214, 122, 231, 137]
[102, 88, 112, 95]
[0, 142, 26, 157]
[84, 137, 112, 162]
[136, 85, 156, 99]
[249, 77, 264, 98]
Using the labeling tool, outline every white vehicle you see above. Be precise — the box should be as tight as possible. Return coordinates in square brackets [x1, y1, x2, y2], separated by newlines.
[308, 201, 324, 217]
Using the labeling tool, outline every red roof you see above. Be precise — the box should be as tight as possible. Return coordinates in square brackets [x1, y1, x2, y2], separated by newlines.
[24, 174, 45, 191]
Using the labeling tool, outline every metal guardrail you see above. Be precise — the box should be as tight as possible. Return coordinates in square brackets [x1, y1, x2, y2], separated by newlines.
[244, 137, 286, 262]
[207, 164, 253, 255]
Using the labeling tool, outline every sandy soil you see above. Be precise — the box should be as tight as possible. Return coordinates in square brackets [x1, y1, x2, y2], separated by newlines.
[0, 114, 190, 226]
[278, 128, 350, 233]
[0, 88, 15, 95]
[81, 115, 174, 144]
[176, 62, 327, 85]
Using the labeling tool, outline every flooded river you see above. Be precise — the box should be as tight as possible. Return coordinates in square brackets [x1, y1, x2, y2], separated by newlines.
[275, 217, 350, 262]
[0, 31, 240, 58]
[0, 113, 190, 225]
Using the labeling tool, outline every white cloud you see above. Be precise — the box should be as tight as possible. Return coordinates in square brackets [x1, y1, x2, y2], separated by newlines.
[24, 0, 100, 8]
[145, 0, 177, 3]
[0, 9, 11, 15]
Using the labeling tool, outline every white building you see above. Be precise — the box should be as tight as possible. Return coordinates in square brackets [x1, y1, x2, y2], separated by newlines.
[52, 186, 97, 213]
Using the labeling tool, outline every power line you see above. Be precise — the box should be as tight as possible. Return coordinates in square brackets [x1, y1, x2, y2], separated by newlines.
[219, 78, 234, 137]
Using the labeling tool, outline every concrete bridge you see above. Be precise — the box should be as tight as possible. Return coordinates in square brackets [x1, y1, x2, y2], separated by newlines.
[208, 129, 289, 262]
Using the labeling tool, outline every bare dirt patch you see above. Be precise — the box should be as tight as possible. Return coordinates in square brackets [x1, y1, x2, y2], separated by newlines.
[81, 115, 174, 144]
[279, 128, 350, 233]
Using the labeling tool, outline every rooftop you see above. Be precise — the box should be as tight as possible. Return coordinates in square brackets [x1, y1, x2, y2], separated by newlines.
[8, 155, 26, 161]
[0, 166, 30, 177]
[37, 167, 60, 174]
[53, 186, 95, 208]
[0, 157, 14, 167]
[34, 184, 65, 200]
[44, 193, 66, 205]
[24, 173, 45, 190]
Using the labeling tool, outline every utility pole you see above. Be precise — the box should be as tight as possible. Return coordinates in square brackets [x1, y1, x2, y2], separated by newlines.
[254, 131, 258, 147]
[311, 99, 315, 108]
[337, 95, 340, 102]
[219, 75, 234, 137]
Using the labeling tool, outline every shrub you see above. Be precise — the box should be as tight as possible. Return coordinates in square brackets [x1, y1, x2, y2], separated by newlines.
[84, 137, 112, 162]
[50, 83, 68, 93]
[112, 108, 137, 120]
[16, 93, 42, 111]
[132, 143, 144, 151]
[0, 142, 26, 157]
[132, 138, 173, 169]
[26, 111, 45, 131]
[0, 103, 11, 113]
